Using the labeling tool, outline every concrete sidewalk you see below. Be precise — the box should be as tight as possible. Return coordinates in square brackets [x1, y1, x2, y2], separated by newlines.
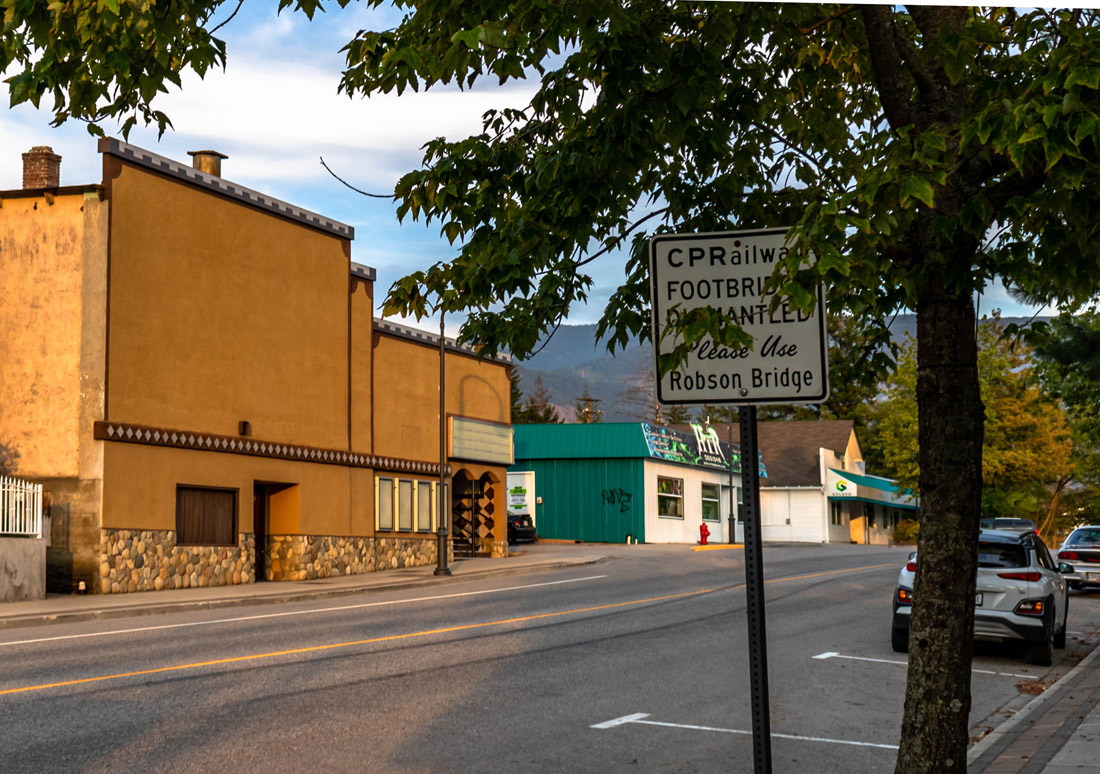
[0, 542, 614, 630]
[2, 542, 1097, 772]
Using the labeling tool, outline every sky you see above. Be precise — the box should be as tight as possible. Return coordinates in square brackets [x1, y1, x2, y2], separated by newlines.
[1, 2, 1049, 339]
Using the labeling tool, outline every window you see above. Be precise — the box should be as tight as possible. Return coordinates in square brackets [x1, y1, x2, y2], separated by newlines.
[737, 487, 744, 523]
[377, 478, 394, 531]
[398, 479, 414, 531]
[417, 481, 433, 531]
[864, 502, 876, 528]
[831, 501, 843, 526]
[657, 477, 684, 519]
[978, 542, 1027, 569]
[701, 483, 720, 522]
[176, 486, 237, 546]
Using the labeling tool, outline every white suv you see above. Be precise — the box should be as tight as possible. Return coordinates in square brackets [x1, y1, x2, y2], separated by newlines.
[891, 529, 1070, 666]
[1056, 525, 1100, 590]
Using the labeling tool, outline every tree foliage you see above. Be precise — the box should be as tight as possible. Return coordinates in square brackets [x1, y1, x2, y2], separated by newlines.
[514, 374, 562, 424]
[1029, 309, 1100, 532]
[873, 317, 1073, 513]
[10, 4, 1100, 772]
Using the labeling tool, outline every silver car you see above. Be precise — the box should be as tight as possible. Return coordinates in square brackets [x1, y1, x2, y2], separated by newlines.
[892, 529, 1070, 666]
[1056, 525, 1100, 590]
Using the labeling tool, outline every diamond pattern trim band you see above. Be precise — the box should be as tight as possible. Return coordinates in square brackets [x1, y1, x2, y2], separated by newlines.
[93, 421, 450, 475]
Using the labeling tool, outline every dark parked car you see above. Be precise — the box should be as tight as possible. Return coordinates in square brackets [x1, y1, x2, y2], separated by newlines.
[981, 517, 1038, 534]
[507, 513, 537, 544]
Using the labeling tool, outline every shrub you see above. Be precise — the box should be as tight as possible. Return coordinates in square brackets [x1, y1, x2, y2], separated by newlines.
[894, 519, 920, 544]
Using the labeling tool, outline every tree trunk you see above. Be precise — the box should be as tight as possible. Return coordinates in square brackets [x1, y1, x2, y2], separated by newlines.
[895, 277, 984, 774]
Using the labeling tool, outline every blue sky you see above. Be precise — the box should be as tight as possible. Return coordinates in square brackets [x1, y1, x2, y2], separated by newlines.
[2, 2, 1048, 337]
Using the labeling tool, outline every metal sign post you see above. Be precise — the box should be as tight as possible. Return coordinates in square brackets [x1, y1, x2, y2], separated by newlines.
[648, 227, 829, 774]
[739, 405, 771, 772]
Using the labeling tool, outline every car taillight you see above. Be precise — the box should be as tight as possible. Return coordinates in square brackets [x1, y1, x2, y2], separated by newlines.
[1059, 550, 1078, 560]
[1014, 599, 1045, 616]
[998, 571, 1042, 581]
[905, 561, 917, 572]
[896, 587, 913, 605]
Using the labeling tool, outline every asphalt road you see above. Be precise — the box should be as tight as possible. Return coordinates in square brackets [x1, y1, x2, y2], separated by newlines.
[2, 543, 1099, 773]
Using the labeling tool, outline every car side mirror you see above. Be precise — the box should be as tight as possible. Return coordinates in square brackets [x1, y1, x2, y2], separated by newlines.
[1058, 562, 1074, 574]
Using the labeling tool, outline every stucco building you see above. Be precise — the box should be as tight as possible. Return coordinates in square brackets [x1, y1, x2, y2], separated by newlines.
[1, 141, 512, 594]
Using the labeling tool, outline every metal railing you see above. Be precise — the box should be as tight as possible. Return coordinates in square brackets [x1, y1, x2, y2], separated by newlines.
[0, 476, 43, 538]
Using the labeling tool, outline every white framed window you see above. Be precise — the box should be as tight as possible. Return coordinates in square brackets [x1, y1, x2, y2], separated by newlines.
[417, 481, 433, 531]
[701, 483, 721, 522]
[657, 477, 684, 519]
[377, 477, 395, 531]
[398, 479, 414, 531]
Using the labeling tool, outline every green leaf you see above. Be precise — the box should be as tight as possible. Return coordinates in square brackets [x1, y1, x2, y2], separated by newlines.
[900, 176, 935, 208]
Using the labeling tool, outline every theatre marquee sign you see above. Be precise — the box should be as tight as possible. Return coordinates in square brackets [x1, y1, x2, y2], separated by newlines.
[650, 228, 829, 406]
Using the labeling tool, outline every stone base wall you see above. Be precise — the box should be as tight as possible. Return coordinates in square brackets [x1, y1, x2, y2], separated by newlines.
[98, 529, 253, 593]
[98, 530, 461, 593]
[479, 538, 508, 559]
[268, 535, 374, 581]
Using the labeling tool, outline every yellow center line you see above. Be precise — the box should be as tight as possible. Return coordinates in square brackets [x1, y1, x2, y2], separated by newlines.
[0, 562, 895, 697]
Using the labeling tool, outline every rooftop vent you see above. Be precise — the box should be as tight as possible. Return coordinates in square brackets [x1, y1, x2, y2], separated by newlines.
[187, 149, 228, 177]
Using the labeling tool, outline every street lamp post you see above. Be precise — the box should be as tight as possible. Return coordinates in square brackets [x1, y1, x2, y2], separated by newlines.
[435, 313, 451, 576]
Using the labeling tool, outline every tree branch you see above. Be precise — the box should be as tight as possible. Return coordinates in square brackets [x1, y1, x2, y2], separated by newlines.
[860, 6, 912, 129]
[207, 0, 245, 36]
[798, 5, 857, 36]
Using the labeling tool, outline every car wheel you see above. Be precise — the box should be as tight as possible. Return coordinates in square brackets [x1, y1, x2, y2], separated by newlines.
[1054, 598, 1068, 649]
[1030, 612, 1055, 667]
[891, 624, 909, 653]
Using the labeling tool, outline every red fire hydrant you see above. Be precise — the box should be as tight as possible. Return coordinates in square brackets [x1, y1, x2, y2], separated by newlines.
[699, 523, 710, 546]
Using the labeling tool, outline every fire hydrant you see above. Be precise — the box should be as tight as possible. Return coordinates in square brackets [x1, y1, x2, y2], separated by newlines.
[699, 523, 710, 546]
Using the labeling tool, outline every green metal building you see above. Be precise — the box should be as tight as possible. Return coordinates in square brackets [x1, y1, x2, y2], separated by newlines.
[509, 423, 752, 544]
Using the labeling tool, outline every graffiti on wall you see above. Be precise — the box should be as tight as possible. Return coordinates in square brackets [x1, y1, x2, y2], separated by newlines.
[601, 488, 633, 513]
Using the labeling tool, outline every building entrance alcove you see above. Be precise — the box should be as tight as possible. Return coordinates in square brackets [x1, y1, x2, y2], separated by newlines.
[451, 470, 497, 558]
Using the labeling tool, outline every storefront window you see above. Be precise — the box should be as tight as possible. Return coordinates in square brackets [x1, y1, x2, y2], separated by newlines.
[831, 501, 843, 526]
[657, 477, 684, 519]
[701, 483, 720, 522]
[377, 478, 394, 531]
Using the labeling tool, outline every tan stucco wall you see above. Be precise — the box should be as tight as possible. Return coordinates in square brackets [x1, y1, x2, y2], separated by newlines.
[371, 332, 509, 462]
[0, 191, 106, 478]
[102, 442, 378, 537]
[350, 277, 374, 453]
[104, 159, 351, 449]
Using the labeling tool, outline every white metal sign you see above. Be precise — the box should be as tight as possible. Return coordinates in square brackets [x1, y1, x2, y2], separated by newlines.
[650, 228, 829, 405]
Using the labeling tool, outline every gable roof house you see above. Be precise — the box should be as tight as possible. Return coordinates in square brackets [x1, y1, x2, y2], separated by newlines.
[0, 141, 512, 595]
[674, 420, 917, 544]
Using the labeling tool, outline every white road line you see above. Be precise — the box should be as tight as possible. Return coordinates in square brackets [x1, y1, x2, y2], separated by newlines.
[591, 714, 898, 750]
[0, 575, 608, 648]
[592, 713, 651, 729]
[813, 651, 1037, 680]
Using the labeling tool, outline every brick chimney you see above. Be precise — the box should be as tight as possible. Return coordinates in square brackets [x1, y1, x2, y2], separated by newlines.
[187, 149, 228, 177]
[22, 146, 61, 189]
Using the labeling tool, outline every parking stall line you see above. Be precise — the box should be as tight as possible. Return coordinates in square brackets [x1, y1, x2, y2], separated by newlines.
[592, 713, 898, 750]
[813, 651, 1038, 680]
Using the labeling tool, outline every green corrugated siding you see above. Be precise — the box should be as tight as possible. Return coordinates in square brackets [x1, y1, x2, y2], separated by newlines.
[513, 458, 645, 543]
[513, 423, 650, 460]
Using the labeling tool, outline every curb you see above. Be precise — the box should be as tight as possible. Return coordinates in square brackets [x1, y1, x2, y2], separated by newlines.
[0, 557, 612, 630]
[967, 639, 1100, 766]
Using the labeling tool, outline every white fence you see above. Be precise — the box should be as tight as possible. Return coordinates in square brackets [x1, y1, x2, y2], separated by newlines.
[1, 476, 43, 538]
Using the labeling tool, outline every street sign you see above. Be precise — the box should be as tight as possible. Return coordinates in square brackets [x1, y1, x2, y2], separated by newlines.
[650, 228, 829, 406]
